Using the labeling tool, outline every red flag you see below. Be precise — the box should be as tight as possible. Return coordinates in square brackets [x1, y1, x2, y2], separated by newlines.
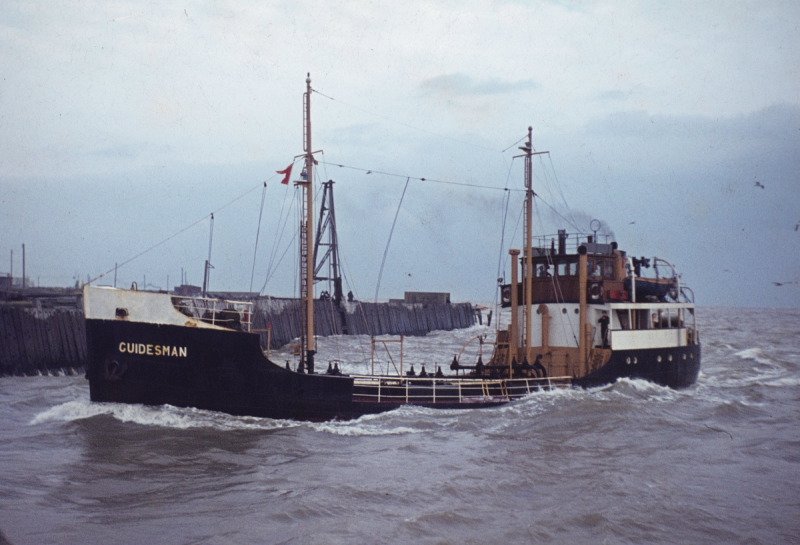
[276, 163, 293, 185]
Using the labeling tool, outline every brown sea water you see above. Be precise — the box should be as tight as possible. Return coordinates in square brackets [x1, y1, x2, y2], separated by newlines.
[1, 307, 798, 544]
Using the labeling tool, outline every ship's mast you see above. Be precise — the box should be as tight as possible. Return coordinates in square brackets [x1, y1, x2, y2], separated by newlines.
[521, 127, 534, 363]
[516, 127, 547, 363]
[302, 74, 316, 371]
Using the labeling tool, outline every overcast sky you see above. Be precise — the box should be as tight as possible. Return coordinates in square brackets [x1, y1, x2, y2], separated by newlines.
[1, 1, 798, 308]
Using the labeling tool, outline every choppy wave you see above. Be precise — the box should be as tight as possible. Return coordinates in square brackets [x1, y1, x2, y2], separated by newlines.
[30, 400, 297, 431]
[28, 398, 436, 437]
[5, 306, 800, 545]
[733, 347, 775, 365]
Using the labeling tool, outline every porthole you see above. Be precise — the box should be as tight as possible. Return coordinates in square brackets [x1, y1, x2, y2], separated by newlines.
[690, 353, 694, 360]
[682, 354, 687, 360]
[668, 354, 673, 362]
[574, 308, 579, 314]
[633, 357, 638, 364]
[562, 308, 567, 314]
[625, 357, 631, 365]
[657, 355, 662, 363]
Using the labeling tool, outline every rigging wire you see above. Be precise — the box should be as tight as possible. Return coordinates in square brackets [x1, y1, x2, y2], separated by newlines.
[319, 160, 519, 193]
[87, 179, 267, 286]
[374, 177, 411, 302]
[501, 134, 528, 154]
[494, 156, 519, 284]
[495, 189, 512, 285]
[260, 171, 299, 295]
[319, 157, 570, 229]
[546, 153, 579, 231]
[249, 181, 268, 293]
[338, 252, 376, 367]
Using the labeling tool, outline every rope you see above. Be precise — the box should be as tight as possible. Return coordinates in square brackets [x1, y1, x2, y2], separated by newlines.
[259, 179, 298, 295]
[501, 133, 528, 153]
[249, 182, 268, 293]
[86, 179, 266, 286]
[493, 154, 519, 279]
[374, 177, 410, 302]
[319, 160, 518, 193]
[494, 189, 511, 300]
[546, 153, 579, 231]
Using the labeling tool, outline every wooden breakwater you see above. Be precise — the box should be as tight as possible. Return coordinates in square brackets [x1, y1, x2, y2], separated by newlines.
[0, 293, 475, 376]
[250, 298, 477, 350]
[0, 303, 86, 376]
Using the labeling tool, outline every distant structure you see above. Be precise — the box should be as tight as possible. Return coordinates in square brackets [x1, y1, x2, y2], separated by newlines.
[174, 284, 202, 296]
[402, 291, 451, 305]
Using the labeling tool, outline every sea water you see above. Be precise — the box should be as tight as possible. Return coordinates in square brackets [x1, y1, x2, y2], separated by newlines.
[0, 307, 798, 544]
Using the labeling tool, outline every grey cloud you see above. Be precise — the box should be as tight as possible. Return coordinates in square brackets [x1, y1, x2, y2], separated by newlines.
[595, 90, 628, 102]
[585, 103, 800, 140]
[419, 73, 538, 97]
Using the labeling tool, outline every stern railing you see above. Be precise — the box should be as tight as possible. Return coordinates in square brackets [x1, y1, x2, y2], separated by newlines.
[350, 374, 573, 404]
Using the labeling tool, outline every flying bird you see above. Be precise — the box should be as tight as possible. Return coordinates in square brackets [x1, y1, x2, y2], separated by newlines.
[754, 181, 765, 189]
[794, 221, 799, 232]
[628, 221, 636, 225]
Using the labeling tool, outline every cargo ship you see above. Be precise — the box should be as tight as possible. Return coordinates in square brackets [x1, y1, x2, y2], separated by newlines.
[83, 75, 700, 420]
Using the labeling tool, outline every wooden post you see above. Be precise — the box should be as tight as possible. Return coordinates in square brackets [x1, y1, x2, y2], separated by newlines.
[578, 250, 589, 375]
[509, 249, 520, 368]
[540, 304, 550, 351]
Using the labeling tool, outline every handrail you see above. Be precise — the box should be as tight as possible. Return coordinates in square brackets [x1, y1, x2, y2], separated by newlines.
[171, 295, 254, 332]
[350, 374, 573, 404]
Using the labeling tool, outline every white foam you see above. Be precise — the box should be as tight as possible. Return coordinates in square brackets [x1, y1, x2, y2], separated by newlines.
[762, 376, 800, 388]
[30, 400, 296, 431]
[309, 421, 418, 436]
[590, 377, 683, 403]
[733, 347, 774, 366]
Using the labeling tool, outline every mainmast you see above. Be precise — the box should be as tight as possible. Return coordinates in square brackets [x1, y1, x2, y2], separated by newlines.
[516, 127, 547, 363]
[301, 74, 316, 372]
[521, 127, 534, 363]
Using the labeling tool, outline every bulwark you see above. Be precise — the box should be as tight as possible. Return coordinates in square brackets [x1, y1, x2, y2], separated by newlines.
[118, 342, 188, 358]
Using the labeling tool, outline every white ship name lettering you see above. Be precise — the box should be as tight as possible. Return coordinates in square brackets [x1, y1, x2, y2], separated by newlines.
[118, 342, 188, 358]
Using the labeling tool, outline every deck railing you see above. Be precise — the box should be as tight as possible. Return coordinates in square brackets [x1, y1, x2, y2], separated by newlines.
[171, 296, 254, 332]
[350, 374, 573, 405]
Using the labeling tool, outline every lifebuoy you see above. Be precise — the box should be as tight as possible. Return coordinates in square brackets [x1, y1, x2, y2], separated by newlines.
[501, 285, 511, 305]
[589, 283, 602, 301]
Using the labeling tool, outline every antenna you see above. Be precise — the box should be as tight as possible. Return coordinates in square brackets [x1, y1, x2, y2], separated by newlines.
[202, 213, 214, 296]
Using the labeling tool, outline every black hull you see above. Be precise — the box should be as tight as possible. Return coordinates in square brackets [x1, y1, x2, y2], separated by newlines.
[85, 319, 359, 421]
[85, 319, 700, 421]
[574, 344, 701, 389]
